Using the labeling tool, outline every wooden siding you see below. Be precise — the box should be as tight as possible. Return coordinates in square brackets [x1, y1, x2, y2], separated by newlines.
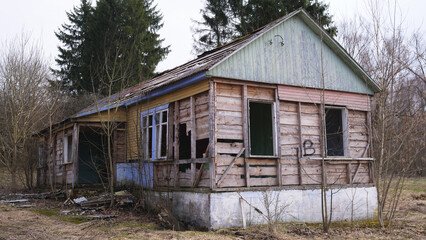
[278, 85, 371, 111]
[213, 80, 372, 188]
[126, 80, 209, 161]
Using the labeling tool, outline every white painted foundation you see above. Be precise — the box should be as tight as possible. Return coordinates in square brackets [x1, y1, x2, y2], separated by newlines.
[150, 187, 378, 229]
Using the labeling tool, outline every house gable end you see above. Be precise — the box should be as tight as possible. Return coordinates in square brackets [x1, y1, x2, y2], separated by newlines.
[208, 12, 376, 95]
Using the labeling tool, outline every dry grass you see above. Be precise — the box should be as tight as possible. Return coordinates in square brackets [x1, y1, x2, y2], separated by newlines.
[0, 177, 424, 239]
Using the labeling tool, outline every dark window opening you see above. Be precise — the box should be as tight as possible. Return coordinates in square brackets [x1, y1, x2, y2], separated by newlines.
[196, 138, 209, 158]
[326, 108, 344, 156]
[148, 127, 153, 158]
[179, 124, 191, 159]
[179, 163, 191, 172]
[249, 102, 274, 156]
[161, 124, 167, 157]
[67, 135, 72, 161]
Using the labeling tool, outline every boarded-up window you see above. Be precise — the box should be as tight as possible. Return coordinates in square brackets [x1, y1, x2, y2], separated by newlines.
[249, 102, 274, 156]
[325, 108, 344, 156]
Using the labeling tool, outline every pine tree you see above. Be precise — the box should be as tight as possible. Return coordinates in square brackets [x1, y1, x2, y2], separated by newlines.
[193, 0, 337, 54]
[53, 0, 92, 95]
[53, 0, 169, 96]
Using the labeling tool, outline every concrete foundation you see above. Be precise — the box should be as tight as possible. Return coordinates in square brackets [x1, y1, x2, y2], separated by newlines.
[149, 186, 378, 229]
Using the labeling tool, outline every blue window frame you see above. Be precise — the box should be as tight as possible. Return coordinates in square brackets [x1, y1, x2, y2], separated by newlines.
[141, 104, 169, 160]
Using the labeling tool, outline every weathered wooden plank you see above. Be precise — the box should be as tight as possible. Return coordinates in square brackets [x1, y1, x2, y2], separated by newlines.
[193, 163, 205, 188]
[278, 85, 371, 111]
[209, 81, 216, 189]
[280, 101, 298, 112]
[216, 125, 243, 140]
[216, 82, 242, 97]
[275, 89, 282, 186]
[282, 175, 300, 185]
[216, 96, 242, 111]
[280, 112, 298, 125]
[247, 86, 274, 101]
[216, 148, 245, 187]
[216, 155, 245, 166]
[250, 177, 277, 187]
[242, 85, 250, 188]
[249, 166, 277, 176]
[216, 115, 243, 126]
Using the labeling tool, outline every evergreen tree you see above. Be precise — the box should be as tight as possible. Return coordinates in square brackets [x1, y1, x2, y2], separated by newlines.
[193, 0, 337, 53]
[53, 0, 92, 95]
[53, 0, 169, 96]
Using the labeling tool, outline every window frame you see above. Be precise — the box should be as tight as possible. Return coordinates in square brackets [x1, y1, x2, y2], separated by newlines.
[247, 99, 278, 158]
[63, 134, 73, 164]
[324, 106, 349, 157]
[141, 104, 169, 161]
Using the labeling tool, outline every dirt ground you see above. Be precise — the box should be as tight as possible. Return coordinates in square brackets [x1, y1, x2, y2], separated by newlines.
[0, 178, 424, 240]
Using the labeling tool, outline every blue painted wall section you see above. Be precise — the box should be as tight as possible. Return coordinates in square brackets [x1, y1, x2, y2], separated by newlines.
[116, 162, 154, 188]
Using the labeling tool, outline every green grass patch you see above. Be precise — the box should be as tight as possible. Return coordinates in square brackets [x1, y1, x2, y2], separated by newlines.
[32, 208, 89, 224]
[33, 209, 59, 217]
[402, 178, 426, 192]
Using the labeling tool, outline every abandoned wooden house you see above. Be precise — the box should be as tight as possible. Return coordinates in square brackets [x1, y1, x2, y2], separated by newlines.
[37, 9, 379, 228]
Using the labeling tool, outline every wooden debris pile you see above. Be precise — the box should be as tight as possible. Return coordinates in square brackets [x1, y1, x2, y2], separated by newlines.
[69, 190, 136, 210]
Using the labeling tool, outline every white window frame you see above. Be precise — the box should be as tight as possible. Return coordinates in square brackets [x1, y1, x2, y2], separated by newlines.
[324, 106, 349, 157]
[247, 100, 278, 158]
[141, 104, 169, 160]
[63, 134, 73, 164]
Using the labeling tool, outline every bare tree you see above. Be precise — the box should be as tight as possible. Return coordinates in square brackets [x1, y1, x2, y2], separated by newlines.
[338, 0, 426, 228]
[0, 35, 50, 190]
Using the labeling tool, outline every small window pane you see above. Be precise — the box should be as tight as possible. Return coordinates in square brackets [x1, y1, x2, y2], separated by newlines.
[161, 124, 167, 157]
[162, 110, 167, 123]
[155, 112, 160, 125]
[148, 127, 153, 158]
[148, 115, 153, 126]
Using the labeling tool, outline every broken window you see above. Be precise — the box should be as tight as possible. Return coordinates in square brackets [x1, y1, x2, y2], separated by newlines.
[248, 101, 275, 156]
[325, 108, 346, 156]
[141, 105, 168, 160]
[178, 123, 191, 160]
[63, 135, 73, 163]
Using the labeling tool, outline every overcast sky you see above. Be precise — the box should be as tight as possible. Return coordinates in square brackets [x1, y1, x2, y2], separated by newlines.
[0, 0, 424, 73]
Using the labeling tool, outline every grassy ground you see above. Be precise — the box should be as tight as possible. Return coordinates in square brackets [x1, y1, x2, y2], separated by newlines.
[0, 178, 424, 239]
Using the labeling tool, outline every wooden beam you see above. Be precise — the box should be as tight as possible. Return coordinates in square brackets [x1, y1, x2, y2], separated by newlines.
[216, 148, 245, 187]
[173, 101, 180, 187]
[297, 102, 303, 185]
[193, 163, 205, 188]
[275, 88, 282, 186]
[168, 104, 174, 160]
[242, 85, 250, 187]
[190, 96, 196, 186]
[367, 109, 374, 183]
[209, 81, 216, 189]
[71, 124, 79, 188]
[352, 162, 361, 183]
[296, 148, 302, 185]
[347, 163, 352, 185]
